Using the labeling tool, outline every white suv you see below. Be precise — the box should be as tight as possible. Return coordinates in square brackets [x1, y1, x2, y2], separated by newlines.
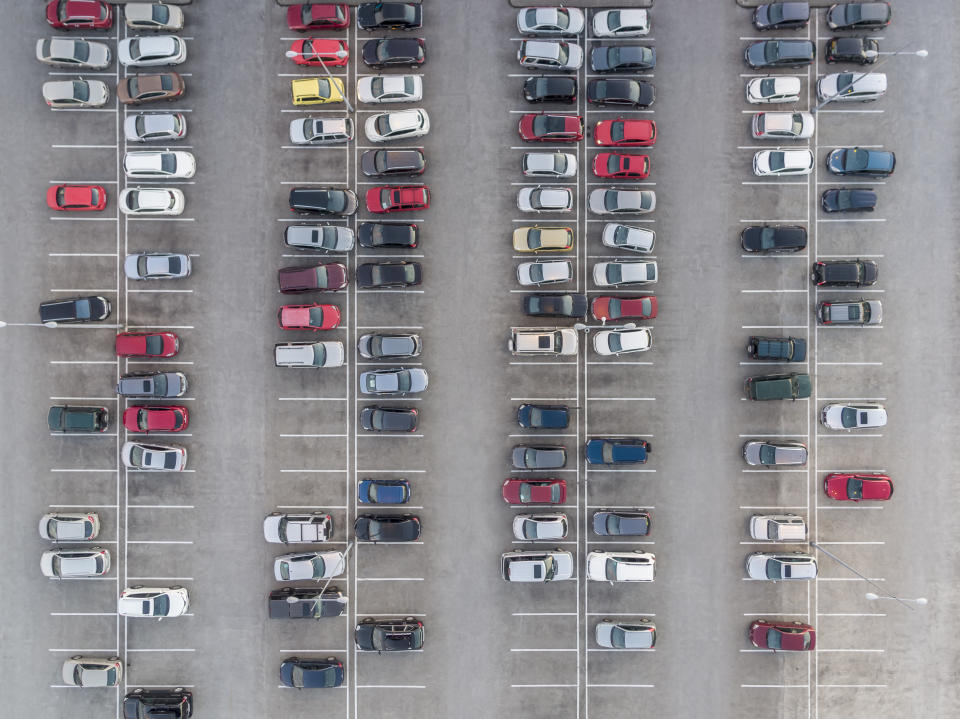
[501, 549, 574, 582]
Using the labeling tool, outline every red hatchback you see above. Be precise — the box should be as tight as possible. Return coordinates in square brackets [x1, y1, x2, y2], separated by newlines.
[595, 118, 657, 147]
[501, 479, 567, 505]
[518, 113, 584, 142]
[289, 38, 349, 67]
[123, 405, 189, 433]
[591, 295, 657, 322]
[115, 332, 179, 358]
[287, 3, 349, 31]
[46, 0, 113, 29]
[824, 473, 893, 501]
[278, 303, 341, 330]
[47, 184, 107, 212]
[593, 153, 650, 179]
[365, 186, 430, 214]
[749, 620, 816, 651]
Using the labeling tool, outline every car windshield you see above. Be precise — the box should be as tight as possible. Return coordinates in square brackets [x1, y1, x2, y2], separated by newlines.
[526, 229, 544, 249]
[840, 407, 858, 427]
[606, 155, 623, 174]
[758, 78, 776, 97]
[518, 483, 532, 503]
[759, 445, 777, 464]
[610, 123, 627, 142]
[278, 562, 290, 580]
[543, 556, 557, 580]
[72, 81, 90, 102]
[376, 43, 399, 62]
[375, 115, 395, 135]
[767, 152, 786, 171]
[605, 264, 623, 284]
[72, 42, 91, 62]
[136, 410, 151, 431]
[605, 515, 621, 534]
[312, 345, 327, 365]
[130, 446, 145, 466]
[759, 227, 778, 249]
[610, 626, 628, 648]
[844, 149, 870, 171]
[766, 4, 785, 22]
[152, 5, 170, 22]
[607, 11, 624, 29]
[607, 333, 623, 352]
[764, 43, 781, 62]
[765, 559, 783, 579]
[605, 559, 618, 581]
[150, 595, 169, 616]
[533, 115, 565, 136]
[128, 39, 141, 58]
[604, 193, 623, 211]
[846, 477, 863, 500]
[766, 629, 782, 649]
[528, 264, 545, 283]
[836, 73, 856, 95]
[522, 519, 539, 539]
[142, 335, 163, 355]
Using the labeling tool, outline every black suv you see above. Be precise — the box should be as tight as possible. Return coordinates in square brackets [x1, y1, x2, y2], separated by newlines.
[48, 405, 109, 433]
[356, 261, 422, 288]
[358, 222, 419, 249]
[289, 188, 357, 215]
[811, 259, 878, 287]
[523, 75, 577, 104]
[746, 336, 807, 362]
[360, 149, 425, 178]
[740, 225, 807, 253]
[825, 37, 879, 65]
[523, 293, 588, 318]
[753, 2, 811, 30]
[355, 617, 424, 652]
[822, 188, 876, 212]
[590, 45, 656, 73]
[587, 79, 655, 108]
[123, 688, 192, 719]
[745, 40, 816, 68]
[39, 295, 111, 324]
[268, 587, 347, 619]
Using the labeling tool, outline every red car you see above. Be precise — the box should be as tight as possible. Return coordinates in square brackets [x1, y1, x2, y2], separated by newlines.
[365, 186, 430, 214]
[115, 331, 179, 358]
[595, 118, 657, 147]
[123, 405, 189, 433]
[289, 38, 349, 67]
[46, 0, 113, 29]
[518, 113, 584, 142]
[287, 3, 349, 31]
[824, 473, 893, 501]
[593, 153, 650, 179]
[749, 620, 815, 651]
[501, 478, 567, 505]
[591, 295, 658, 322]
[278, 303, 341, 330]
[47, 184, 107, 212]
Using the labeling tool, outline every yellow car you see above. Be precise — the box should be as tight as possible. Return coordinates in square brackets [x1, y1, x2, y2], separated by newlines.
[513, 226, 574, 252]
[291, 77, 345, 106]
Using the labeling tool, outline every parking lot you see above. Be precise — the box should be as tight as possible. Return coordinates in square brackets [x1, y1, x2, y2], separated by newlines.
[3, 1, 960, 718]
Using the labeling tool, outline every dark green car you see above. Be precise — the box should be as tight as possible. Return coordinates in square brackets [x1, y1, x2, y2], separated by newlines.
[48, 405, 109, 433]
[744, 374, 811, 401]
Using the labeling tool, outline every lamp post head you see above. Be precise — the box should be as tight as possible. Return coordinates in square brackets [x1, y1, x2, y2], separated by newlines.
[44, 321, 58, 328]
[916, 49, 929, 57]
[865, 592, 880, 601]
[284, 50, 298, 58]
[916, 597, 929, 606]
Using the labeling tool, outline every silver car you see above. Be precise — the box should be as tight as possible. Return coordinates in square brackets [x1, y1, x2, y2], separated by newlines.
[124, 112, 187, 142]
[118, 36, 187, 67]
[360, 368, 429, 396]
[586, 550, 656, 582]
[274, 551, 345, 581]
[119, 187, 185, 215]
[121, 441, 187, 471]
[118, 586, 189, 618]
[601, 223, 655, 253]
[593, 260, 658, 287]
[517, 259, 573, 286]
[263, 512, 333, 543]
[289, 117, 354, 145]
[512, 513, 568, 540]
[364, 108, 430, 143]
[124, 252, 191, 280]
[817, 72, 886, 103]
[125, 3, 185, 32]
[746, 552, 818, 580]
[820, 403, 887, 430]
[41, 547, 111, 578]
[284, 224, 355, 252]
[753, 149, 815, 176]
[275, 341, 345, 369]
[749, 514, 807, 542]
[518, 186, 573, 213]
[62, 656, 122, 687]
[36, 38, 111, 69]
[589, 189, 656, 214]
[595, 618, 656, 648]
[39, 512, 100, 541]
[522, 152, 577, 178]
[116, 371, 187, 398]
[358, 333, 421, 359]
[357, 74, 423, 104]
[593, 327, 652, 355]
[512, 445, 567, 469]
[501, 549, 574, 582]
[43, 79, 109, 108]
[745, 76, 801, 104]
[517, 6, 585, 36]
[742, 440, 808, 466]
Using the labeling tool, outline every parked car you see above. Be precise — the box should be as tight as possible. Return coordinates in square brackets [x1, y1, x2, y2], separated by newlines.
[589, 189, 656, 214]
[517, 6, 585, 36]
[517, 40, 583, 71]
[365, 108, 430, 142]
[817, 298, 881, 325]
[512, 445, 567, 470]
[287, 3, 349, 31]
[48, 405, 109, 433]
[522, 294, 587, 318]
[501, 478, 566, 505]
[361, 149, 425, 178]
[47, 184, 107, 212]
[519, 187, 573, 213]
[590, 45, 655, 73]
[585, 438, 649, 465]
[284, 225, 355, 252]
[291, 76, 345, 106]
[517, 260, 573, 286]
[121, 441, 186, 471]
[745, 40, 816, 68]
[274, 551, 345, 581]
[821, 403, 886, 429]
[263, 513, 334, 544]
[355, 618, 425, 651]
[269, 587, 347, 618]
[280, 657, 343, 689]
[118, 35, 186, 67]
[509, 327, 578, 355]
[522, 76, 577, 104]
[746, 76, 801, 104]
[753, 2, 810, 30]
[522, 152, 577, 178]
[358, 222, 419, 249]
[360, 368, 428, 395]
[749, 514, 807, 541]
[289, 117, 353, 145]
[517, 404, 569, 429]
[39, 295, 110, 324]
[826, 148, 895, 177]
[602, 223, 655, 251]
[355, 514, 421, 542]
[361, 38, 425, 68]
[278, 303, 340, 331]
[753, 149, 815, 176]
[587, 79, 655, 108]
[746, 552, 818, 580]
[593, 260, 658, 287]
[513, 226, 573, 252]
[366, 185, 429, 213]
[118, 586, 189, 618]
[118, 72, 185, 104]
[39, 512, 101, 541]
[36, 38, 111, 69]
[591, 295, 657, 322]
[358, 479, 411, 504]
[119, 187, 184, 215]
[359, 406, 418, 432]
[746, 336, 806, 361]
[357, 333, 420, 359]
[593, 327, 652, 356]
[749, 620, 816, 651]
[125, 3, 184, 31]
[826, 2, 891, 30]
[811, 259, 878, 287]
[124, 252, 190, 280]
[743, 440, 808, 466]
[122, 405, 189, 433]
[817, 72, 886, 102]
[594, 154, 650, 179]
[356, 261, 422, 288]
[46, 0, 113, 29]
[826, 37, 879, 64]
[357, 2, 422, 30]
[593, 9, 650, 36]
[512, 513, 568, 540]
[274, 341, 344, 369]
[594, 118, 656, 146]
[43, 79, 109, 108]
[61, 657, 122, 687]
[41, 547, 110, 578]
[741, 225, 806, 253]
[122, 688, 192, 718]
[278, 263, 348, 293]
[124, 150, 195, 179]
[501, 549, 573, 582]
[124, 112, 186, 142]
[592, 510, 651, 536]
[751, 112, 814, 139]
[115, 331, 179, 357]
[116, 371, 187, 398]
[586, 551, 656, 582]
[519, 113, 584, 142]
[357, 74, 422, 103]
[744, 373, 810, 401]
[596, 619, 655, 648]
[821, 188, 877, 212]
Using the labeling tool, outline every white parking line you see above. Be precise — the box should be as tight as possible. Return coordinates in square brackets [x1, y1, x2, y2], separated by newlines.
[512, 684, 577, 689]
[126, 648, 194, 653]
[511, 648, 576, 652]
[280, 469, 347, 473]
[49, 217, 118, 222]
[356, 685, 426, 689]
[513, 612, 576, 616]
[819, 613, 885, 617]
[279, 433, 348, 438]
[126, 577, 193, 581]
[741, 684, 809, 689]
[51, 468, 118, 473]
[128, 505, 194, 509]
[355, 577, 424, 581]
[126, 540, 193, 545]
[588, 684, 655, 688]
[51, 144, 116, 149]
[50, 612, 117, 616]
[278, 396, 347, 401]
[818, 218, 886, 223]
[585, 396, 654, 401]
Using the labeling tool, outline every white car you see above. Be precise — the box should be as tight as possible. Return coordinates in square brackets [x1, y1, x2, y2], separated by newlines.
[121, 441, 187, 471]
[357, 75, 423, 104]
[274, 551, 345, 581]
[124, 151, 196, 179]
[41, 547, 111, 578]
[364, 108, 430, 143]
[752, 149, 815, 176]
[601, 223, 655, 252]
[746, 552, 818, 581]
[517, 40, 583, 72]
[36, 38, 111, 69]
[593, 260, 658, 287]
[749, 514, 807, 542]
[289, 117, 353, 144]
[589, 189, 655, 214]
[517, 260, 573, 286]
[118, 35, 186, 67]
[39, 512, 100, 541]
[43, 79, 110, 108]
[263, 512, 333, 543]
[124, 252, 191, 280]
[118, 586, 189, 618]
[745, 76, 801, 104]
[586, 550, 655, 582]
[501, 549, 574, 582]
[593, 327, 652, 355]
[817, 72, 887, 103]
[751, 112, 814, 140]
[62, 656, 122, 687]
[518, 186, 573, 213]
[820, 403, 887, 430]
[595, 618, 656, 649]
[124, 112, 187, 142]
[593, 9, 650, 37]
[522, 152, 577, 178]
[284, 225, 355, 252]
[119, 187, 185, 215]
[274, 341, 345, 368]
[517, 6, 585, 36]
[512, 514, 569, 540]
[125, 3, 185, 31]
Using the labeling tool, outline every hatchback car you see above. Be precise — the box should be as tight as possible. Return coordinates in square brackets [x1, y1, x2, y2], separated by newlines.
[589, 189, 656, 215]
[517, 260, 573, 286]
[746, 552, 818, 580]
[358, 222, 419, 249]
[811, 259, 878, 287]
[365, 108, 430, 142]
[517, 6, 585, 36]
[587, 551, 656, 582]
[36, 38, 111, 69]
[745, 40, 816, 68]
[278, 303, 340, 331]
[39, 512, 101, 541]
[125, 3, 184, 31]
[359, 406, 418, 432]
[46, 0, 113, 29]
[42, 547, 111, 578]
[746, 76, 801, 104]
[122, 688, 192, 718]
[358, 333, 421, 358]
[355, 514, 421, 542]
[518, 187, 573, 213]
[512, 445, 567, 470]
[821, 402, 886, 430]
[118, 72, 185, 104]
[753, 149, 815, 176]
[39, 295, 111, 324]
[592, 510, 651, 536]
[826, 2, 891, 30]
[356, 618, 425, 651]
[512, 513, 568, 540]
[358, 2, 421, 30]
[501, 478, 566, 505]
[601, 225, 654, 254]
[594, 118, 657, 146]
[826, 37, 879, 65]
[115, 330, 179, 357]
[587, 79, 655, 108]
[522, 76, 577, 104]
[288, 38, 349, 66]
[585, 438, 650, 465]
[47, 184, 107, 212]
[361, 149, 425, 178]
[817, 72, 886, 102]
[517, 40, 583, 72]
[753, 2, 810, 30]
[751, 112, 814, 140]
[517, 404, 569, 429]
[741, 225, 806, 253]
[593, 9, 650, 36]
[596, 619, 656, 648]
[119, 187, 185, 215]
[289, 117, 354, 145]
[749, 620, 815, 651]
[522, 294, 586, 320]
[291, 77, 345, 106]
[821, 188, 877, 212]
[287, 3, 349, 31]
[360, 368, 428, 395]
[826, 147, 895, 177]
[501, 549, 574, 582]
[513, 226, 574, 252]
[289, 188, 357, 216]
[269, 587, 347, 619]
[593, 327, 652, 355]
[743, 440, 808, 466]
[116, 371, 187, 398]
[43, 79, 109, 108]
[594, 153, 650, 179]
[358, 479, 411, 504]
[591, 295, 657, 322]
[356, 261, 422, 288]
[121, 441, 186, 471]
[519, 113, 584, 142]
[274, 550, 345, 581]
[124, 252, 190, 280]
[824, 472, 893, 501]
[118, 586, 189, 618]
[284, 225, 355, 252]
[280, 657, 343, 689]
[357, 74, 423, 103]
[124, 150, 195, 178]
[122, 405, 188, 433]
[275, 341, 344, 369]
[590, 45, 656, 73]
[366, 185, 430, 213]
[62, 656, 122, 687]
[361, 38, 425, 68]
[817, 298, 881, 325]
[118, 35, 186, 67]
[593, 260, 658, 287]
[124, 112, 186, 142]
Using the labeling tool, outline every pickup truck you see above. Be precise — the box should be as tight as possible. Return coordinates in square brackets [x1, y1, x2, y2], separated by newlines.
[744, 373, 811, 401]
[746, 336, 806, 362]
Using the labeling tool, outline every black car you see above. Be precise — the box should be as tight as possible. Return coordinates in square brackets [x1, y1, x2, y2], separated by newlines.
[811, 259, 878, 287]
[354, 514, 421, 542]
[592, 510, 651, 536]
[356, 261, 422, 288]
[523, 293, 588, 318]
[357, 2, 422, 30]
[355, 617, 424, 652]
[358, 222, 419, 249]
[289, 188, 358, 216]
[825, 37, 878, 64]
[48, 405, 109, 433]
[269, 587, 347, 619]
[360, 149, 425, 178]
[586, 79, 655, 108]
[826, 148, 895, 177]
[826, 2, 891, 30]
[361, 38, 426, 68]
[746, 336, 807, 362]
[745, 39, 816, 68]
[821, 188, 877, 212]
[517, 403, 569, 429]
[522, 75, 577, 104]
[279, 657, 343, 689]
[123, 687, 193, 719]
[39, 295, 111, 324]
[740, 225, 807, 253]
[753, 2, 810, 30]
[359, 406, 418, 432]
[590, 45, 656, 73]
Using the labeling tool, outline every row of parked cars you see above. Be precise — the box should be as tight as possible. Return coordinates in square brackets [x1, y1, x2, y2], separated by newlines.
[737, 1, 894, 653]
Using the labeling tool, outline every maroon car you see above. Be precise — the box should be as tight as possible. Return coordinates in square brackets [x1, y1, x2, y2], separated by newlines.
[824, 473, 893, 501]
[749, 620, 816, 651]
[287, 3, 349, 31]
[591, 296, 657, 322]
[47, 0, 113, 29]
[501, 479, 566, 505]
[518, 113, 584, 142]
[115, 331, 179, 358]
[278, 263, 348, 293]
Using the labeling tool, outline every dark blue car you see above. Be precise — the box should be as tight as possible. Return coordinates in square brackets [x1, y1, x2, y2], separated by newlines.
[517, 404, 569, 429]
[358, 479, 411, 504]
[585, 438, 650, 465]
[826, 148, 895, 177]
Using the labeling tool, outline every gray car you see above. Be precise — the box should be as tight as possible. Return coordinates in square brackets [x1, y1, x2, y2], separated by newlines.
[746, 552, 818, 580]
[512, 513, 568, 540]
[43, 79, 110, 108]
[289, 117, 354, 145]
[62, 656, 122, 687]
[284, 224, 355, 252]
[595, 618, 656, 648]
[41, 547, 111, 578]
[124, 252, 190, 280]
[511, 445, 567, 469]
[360, 368, 428, 395]
[742, 440, 808, 466]
[116, 371, 187, 398]
[36, 38, 111, 69]
[357, 333, 421, 359]
[522, 152, 578, 178]
[124, 112, 187, 142]
[39, 512, 101, 541]
[592, 510, 651, 536]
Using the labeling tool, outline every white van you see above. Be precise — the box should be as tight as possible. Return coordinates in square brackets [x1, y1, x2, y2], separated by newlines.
[274, 341, 344, 368]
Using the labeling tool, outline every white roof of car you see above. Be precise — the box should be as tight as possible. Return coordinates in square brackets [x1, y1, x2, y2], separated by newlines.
[131, 188, 175, 209]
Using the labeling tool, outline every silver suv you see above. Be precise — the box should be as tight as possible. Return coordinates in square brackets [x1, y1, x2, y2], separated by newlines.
[289, 117, 354, 145]
[746, 552, 818, 580]
[509, 327, 578, 356]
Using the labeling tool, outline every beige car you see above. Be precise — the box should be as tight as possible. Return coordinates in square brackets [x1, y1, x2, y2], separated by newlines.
[62, 656, 122, 687]
[513, 226, 573, 252]
[125, 3, 184, 31]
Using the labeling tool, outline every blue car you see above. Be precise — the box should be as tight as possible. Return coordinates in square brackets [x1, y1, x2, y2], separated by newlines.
[585, 438, 650, 465]
[826, 148, 895, 178]
[358, 479, 411, 504]
[517, 403, 569, 429]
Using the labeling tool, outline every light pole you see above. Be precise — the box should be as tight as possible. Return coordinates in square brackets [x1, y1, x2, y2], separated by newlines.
[314, 540, 354, 605]
[0, 320, 58, 328]
[285, 48, 354, 114]
[810, 541, 923, 611]
[866, 592, 928, 607]
[812, 46, 927, 114]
